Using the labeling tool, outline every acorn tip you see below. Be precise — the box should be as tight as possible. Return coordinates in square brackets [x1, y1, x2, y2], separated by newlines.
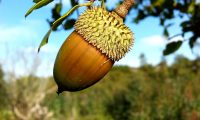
[57, 86, 64, 95]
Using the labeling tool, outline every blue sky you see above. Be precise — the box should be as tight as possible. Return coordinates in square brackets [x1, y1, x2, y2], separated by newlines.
[0, 0, 197, 76]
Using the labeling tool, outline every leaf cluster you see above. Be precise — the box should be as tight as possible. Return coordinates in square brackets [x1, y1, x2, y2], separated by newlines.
[133, 0, 200, 55]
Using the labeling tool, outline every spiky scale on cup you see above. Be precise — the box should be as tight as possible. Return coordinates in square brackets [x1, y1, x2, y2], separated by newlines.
[74, 7, 133, 61]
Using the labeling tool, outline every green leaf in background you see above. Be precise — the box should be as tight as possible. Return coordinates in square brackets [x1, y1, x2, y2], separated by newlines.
[180, 21, 190, 28]
[47, 3, 62, 31]
[163, 28, 169, 37]
[189, 36, 197, 49]
[33, 0, 42, 3]
[70, 0, 78, 7]
[163, 41, 183, 56]
[25, 0, 53, 18]
[64, 19, 76, 30]
[53, 4, 62, 21]
[160, 18, 165, 26]
[163, 23, 173, 37]
[54, 3, 62, 16]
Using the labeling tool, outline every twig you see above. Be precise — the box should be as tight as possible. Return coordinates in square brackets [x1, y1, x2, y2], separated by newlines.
[114, 0, 135, 18]
[168, 33, 183, 40]
[13, 107, 27, 120]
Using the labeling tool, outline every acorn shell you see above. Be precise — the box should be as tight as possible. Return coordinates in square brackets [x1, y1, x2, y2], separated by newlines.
[53, 31, 114, 92]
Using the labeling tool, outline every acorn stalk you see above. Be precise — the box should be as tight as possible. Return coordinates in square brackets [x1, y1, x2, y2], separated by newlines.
[53, 0, 134, 93]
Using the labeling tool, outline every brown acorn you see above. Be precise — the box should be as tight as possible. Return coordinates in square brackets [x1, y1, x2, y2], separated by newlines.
[53, 0, 134, 93]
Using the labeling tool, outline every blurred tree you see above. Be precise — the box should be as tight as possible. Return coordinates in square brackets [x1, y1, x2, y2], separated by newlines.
[106, 90, 132, 120]
[1, 51, 57, 120]
[139, 54, 155, 78]
[6, 76, 56, 120]
[0, 65, 8, 110]
[192, 57, 200, 73]
[139, 53, 147, 66]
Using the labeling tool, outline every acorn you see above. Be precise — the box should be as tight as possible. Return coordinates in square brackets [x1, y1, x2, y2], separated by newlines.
[53, 0, 134, 93]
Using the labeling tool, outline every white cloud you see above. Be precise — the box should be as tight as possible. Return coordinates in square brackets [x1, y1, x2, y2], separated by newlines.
[40, 44, 58, 53]
[0, 25, 32, 42]
[24, 44, 58, 54]
[116, 58, 140, 67]
[0, 20, 41, 42]
[2, 45, 54, 77]
[0, 20, 54, 77]
[141, 35, 167, 47]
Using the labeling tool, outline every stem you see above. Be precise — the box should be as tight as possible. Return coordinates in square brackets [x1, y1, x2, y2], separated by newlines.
[168, 33, 183, 40]
[88, 0, 95, 9]
[114, 0, 135, 18]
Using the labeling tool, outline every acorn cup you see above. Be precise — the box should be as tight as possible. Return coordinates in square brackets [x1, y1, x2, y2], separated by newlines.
[36, 0, 134, 93]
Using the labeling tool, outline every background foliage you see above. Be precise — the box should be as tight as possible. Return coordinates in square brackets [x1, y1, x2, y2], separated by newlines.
[1, 55, 200, 119]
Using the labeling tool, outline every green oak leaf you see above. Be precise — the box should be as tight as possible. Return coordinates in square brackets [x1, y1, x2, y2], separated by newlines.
[25, 0, 53, 18]
[38, 29, 52, 52]
[163, 41, 182, 55]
